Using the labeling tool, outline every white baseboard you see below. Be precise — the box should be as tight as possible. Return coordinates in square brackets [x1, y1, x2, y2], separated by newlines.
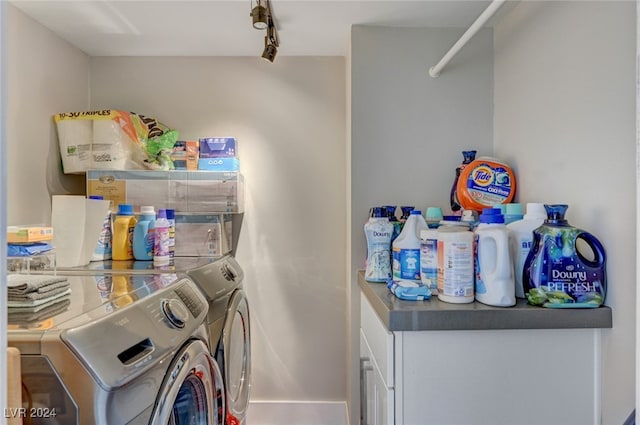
[247, 400, 349, 425]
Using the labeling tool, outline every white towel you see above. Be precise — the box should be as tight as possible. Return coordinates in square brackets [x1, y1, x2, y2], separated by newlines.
[8, 296, 71, 325]
[7, 274, 68, 295]
[7, 288, 72, 308]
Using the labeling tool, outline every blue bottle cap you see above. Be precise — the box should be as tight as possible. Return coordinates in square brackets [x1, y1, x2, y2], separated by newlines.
[117, 204, 134, 216]
[410, 210, 422, 215]
[166, 209, 175, 219]
[89, 195, 104, 200]
[442, 215, 461, 222]
[479, 208, 505, 224]
[371, 207, 384, 218]
[157, 208, 168, 219]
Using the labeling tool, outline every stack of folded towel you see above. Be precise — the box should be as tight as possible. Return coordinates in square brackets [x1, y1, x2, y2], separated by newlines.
[7, 274, 71, 308]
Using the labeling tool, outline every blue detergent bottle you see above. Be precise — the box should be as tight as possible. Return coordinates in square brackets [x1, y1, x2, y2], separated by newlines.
[523, 204, 607, 308]
[133, 206, 156, 261]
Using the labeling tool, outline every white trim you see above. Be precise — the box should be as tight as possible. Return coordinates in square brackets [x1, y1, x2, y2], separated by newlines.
[0, 0, 7, 416]
[247, 401, 348, 425]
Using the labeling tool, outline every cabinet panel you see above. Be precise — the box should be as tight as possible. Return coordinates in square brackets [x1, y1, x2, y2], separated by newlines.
[399, 329, 601, 425]
[360, 292, 394, 387]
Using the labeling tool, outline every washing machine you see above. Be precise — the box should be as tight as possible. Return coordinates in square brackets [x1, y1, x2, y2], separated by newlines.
[7, 273, 225, 425]
[187, 255, 251, 425]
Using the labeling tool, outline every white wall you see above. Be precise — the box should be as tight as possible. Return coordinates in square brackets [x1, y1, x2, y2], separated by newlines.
[88, 56, 347, 404]
[348, 25, 494, 425]
[7, 4, 89, 225]
[494, 2, 636, 423]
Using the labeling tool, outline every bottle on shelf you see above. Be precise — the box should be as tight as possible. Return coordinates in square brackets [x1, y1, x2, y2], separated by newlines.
[392, 210, 427, 283]
[153, 209, 171, 266]
[112, 204, 137, 261]
[474, 208, 515, 307]
[364, 207, 394, 283]
[89, 195, 112, 261]
[133, 205, 156, 261]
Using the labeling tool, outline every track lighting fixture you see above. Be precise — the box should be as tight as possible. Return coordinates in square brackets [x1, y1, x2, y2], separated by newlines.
[251, 0, 279, 63]
[250, 0, 268, 30]
[261, 15, 279, 62]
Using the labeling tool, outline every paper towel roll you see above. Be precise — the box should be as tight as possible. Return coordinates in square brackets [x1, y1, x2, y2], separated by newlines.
[52, 195, 111, 268]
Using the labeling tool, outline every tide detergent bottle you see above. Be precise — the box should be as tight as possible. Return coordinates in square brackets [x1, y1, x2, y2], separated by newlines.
[523, 204, 606, 308]
[456, 157, 516, 211]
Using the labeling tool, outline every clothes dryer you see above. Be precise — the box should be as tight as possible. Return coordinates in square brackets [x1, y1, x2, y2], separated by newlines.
[7, 273, 225, 425]
[187, 255, 251, 425]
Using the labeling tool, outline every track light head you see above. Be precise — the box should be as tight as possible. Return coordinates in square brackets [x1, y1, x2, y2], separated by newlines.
[262, 39, 278, 63]
[251, 2, 268, 30]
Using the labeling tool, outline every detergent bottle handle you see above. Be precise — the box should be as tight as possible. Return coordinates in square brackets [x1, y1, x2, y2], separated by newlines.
[576, 231, 606, 267]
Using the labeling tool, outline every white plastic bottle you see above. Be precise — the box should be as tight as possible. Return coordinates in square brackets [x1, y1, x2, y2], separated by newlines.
[364, 207, 394, 282]
[392, 210, 427, 282]
[436, 220, 475, 303]
[475, 208, 515, 307]
[506, 203, 546, 298]
[153, 209, 171, 266]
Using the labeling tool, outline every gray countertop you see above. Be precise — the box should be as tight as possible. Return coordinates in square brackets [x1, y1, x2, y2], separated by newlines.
[358, 271, 613, 332]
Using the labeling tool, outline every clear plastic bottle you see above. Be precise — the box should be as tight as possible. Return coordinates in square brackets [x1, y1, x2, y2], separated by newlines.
[392, 210, 427, 282]
[506, 203, 546, 298]
[112, 204, 137, 261]
[475, 208, 515, 307]
[153, 209, 171, 266]
[133, 206, 155, 261]
[364, 207, 394, 283]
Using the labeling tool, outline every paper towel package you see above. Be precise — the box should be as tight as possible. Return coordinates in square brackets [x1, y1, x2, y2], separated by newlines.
[86, 170, 244, 212]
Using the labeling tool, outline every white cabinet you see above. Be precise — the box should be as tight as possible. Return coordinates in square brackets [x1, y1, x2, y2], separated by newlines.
[360, 290, 603, 425]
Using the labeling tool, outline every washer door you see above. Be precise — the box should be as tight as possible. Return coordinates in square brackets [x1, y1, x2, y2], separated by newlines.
[221, 290, 251, 424]
[151, 339, 225, 425]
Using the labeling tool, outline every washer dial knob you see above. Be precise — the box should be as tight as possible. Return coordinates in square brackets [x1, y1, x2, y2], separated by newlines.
[161, 299, 189, 329]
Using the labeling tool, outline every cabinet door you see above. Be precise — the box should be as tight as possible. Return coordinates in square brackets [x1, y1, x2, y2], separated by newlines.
[360, 330, 376, 425]
[372, 362, 394, 425]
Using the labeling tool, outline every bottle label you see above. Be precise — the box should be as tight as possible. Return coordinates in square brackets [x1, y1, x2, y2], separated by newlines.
[154, 227, 170, 258]
[437, 240, 474, 297]
[392, 248, 420, 281]
[144, 228, 155, 258]
[365, 244, 391, 282]
[420, 237, 438, 290]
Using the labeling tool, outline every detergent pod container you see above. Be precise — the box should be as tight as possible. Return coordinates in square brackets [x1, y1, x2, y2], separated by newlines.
[523, 204, 607, 308]
[456, 157, 516, 212]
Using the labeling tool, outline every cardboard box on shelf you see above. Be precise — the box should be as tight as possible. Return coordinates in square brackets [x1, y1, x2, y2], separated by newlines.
[86, 170, 244, 213]
[7, 226, 54, 243]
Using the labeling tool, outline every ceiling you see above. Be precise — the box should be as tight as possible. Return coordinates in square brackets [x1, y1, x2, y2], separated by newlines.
[8, 0, 511, 57]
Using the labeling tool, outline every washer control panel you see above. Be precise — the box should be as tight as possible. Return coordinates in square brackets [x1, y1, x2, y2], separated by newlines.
[161, 299, 189, 329]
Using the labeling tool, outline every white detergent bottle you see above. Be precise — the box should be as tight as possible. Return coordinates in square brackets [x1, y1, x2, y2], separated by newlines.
[392, 210, 426, 282]
[364, 207, 394, 282]
[506, 203, 546, 298]
[475, 208, 515, 307]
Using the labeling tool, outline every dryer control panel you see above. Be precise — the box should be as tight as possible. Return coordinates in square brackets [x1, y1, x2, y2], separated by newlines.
[187, 255, 244, 300]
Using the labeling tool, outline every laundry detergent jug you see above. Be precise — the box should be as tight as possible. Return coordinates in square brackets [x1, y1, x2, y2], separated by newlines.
[523, 204, 606, 308]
